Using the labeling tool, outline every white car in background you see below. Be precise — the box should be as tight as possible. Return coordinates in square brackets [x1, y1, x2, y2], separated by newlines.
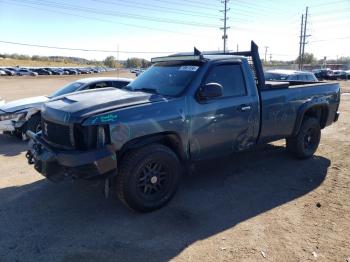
[0, 77, 132, 139]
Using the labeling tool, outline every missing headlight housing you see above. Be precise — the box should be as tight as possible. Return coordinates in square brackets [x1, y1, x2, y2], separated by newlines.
[0, 112, 27, 121]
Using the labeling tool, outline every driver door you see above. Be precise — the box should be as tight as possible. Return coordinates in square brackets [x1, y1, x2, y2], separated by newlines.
[189, 62, 259, 160]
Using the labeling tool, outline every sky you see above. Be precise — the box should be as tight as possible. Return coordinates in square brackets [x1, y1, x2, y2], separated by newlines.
[0, 0, 349, 61]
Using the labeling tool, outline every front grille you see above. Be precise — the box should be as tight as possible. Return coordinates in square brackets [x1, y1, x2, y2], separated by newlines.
[42, 119, 73, 148]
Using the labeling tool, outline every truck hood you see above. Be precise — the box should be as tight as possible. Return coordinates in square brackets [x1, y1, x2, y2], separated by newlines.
[0, 96, 48, 113]
[42, 88, 166, 123]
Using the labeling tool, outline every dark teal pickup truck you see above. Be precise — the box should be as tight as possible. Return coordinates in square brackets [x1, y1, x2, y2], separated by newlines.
[26, 42, 340, 212]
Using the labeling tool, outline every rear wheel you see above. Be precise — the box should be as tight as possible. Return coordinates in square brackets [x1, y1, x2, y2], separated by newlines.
[286, 117, 321, 159]
[116, 144, 181, 212]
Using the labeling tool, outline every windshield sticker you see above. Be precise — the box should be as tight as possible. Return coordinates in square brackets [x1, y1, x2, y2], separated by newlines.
[179, 66, 199, 72]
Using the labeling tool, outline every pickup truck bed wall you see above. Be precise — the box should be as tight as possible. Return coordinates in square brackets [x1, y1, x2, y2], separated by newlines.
[259, 82, 340, 143]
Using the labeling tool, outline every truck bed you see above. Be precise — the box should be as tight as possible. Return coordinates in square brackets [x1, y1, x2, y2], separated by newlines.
[259, 81, 340, 143]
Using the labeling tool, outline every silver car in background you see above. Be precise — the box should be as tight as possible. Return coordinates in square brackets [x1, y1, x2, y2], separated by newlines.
[15, 68, 38, 76]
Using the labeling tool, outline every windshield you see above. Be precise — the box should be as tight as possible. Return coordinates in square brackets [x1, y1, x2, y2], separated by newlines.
[264, 72, 289, 81]
[49, 82, 84, 98]
[125, 62, 202, 96]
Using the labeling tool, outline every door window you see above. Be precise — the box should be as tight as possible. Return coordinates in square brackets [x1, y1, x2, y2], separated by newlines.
[204, 64, 246, 97]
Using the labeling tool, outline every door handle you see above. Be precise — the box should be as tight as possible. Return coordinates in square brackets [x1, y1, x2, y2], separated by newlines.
[239, 105, 251, 112]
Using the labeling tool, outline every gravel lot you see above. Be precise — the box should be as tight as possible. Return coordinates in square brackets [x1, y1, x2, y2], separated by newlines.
[0, 75, 349, 262]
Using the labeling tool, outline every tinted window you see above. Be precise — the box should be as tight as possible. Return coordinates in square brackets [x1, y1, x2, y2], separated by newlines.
[49, 82, 85, 98]
[298, 74, 307, 81]
[113, 81, 130, 88]
[306, 74, 316, 81]
[288, 75, 298, 80]
[204, 64, 246, 97]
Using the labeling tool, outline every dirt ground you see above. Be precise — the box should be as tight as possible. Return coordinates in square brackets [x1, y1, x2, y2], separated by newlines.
[0, 75, 349, 262]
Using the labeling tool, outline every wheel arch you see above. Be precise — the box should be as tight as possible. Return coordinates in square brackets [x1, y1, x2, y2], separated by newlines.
[292, 102, 329, 136]
[117, 132, 187, 163]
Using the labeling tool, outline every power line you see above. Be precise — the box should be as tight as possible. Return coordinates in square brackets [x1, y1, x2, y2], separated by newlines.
[6, 0, 219, 28]
[151, 0, 220, 9]
[0, 0, 217, 38]
[89, 0, 220, 19]
[0, 40, 177, 54]
[310, 0, 349, 8]
[310, 36, 350, 43]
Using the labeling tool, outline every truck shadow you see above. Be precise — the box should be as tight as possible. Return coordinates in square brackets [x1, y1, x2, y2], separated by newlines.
[0, 133, 28, 157]
[0, 143, 330, 262]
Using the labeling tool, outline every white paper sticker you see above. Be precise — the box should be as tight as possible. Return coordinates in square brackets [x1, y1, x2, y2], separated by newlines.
[179, 66, 199, 72]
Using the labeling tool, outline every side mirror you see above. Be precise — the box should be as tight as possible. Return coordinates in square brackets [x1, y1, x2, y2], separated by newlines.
[197, 83, 223, 100]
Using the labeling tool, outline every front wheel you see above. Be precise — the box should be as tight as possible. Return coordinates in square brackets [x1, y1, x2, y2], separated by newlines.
[116, 144, 182, 212]
[286, 117, 321, 159]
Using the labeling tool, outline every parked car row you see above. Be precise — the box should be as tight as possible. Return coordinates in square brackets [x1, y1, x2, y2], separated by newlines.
[312, 69, 350, 81]
[264, 69, 318, 82]
[0, 66, 114, 77]
[265, 68, 350, 82]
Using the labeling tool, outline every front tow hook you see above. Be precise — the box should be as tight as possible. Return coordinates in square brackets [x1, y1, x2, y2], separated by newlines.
[26, 150, 35, 165]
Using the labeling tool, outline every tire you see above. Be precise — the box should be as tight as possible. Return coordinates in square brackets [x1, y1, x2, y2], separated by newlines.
[26, 114, 42, 133]
[286, 117, 321, 159]
[116, 144, 182, 212]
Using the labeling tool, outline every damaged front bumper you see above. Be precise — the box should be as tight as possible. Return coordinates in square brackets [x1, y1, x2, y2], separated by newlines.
[0, 119, 26, 132]
[26, 131, 117, 182]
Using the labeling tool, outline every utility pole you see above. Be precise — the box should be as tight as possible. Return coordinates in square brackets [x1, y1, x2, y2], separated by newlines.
[269, 54, 272, 64]
[301, 6, 309, 70]
[298, 14, 304, 70]
[220, 0, 230, 53]
[264, 46, 269, 64]
[117, 44, 119, 77]
[236, 44, 239, 52]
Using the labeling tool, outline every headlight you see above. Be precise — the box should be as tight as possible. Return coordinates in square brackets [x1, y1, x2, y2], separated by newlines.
[97, 126, 106, 148]
[0, 112, 27, 121]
